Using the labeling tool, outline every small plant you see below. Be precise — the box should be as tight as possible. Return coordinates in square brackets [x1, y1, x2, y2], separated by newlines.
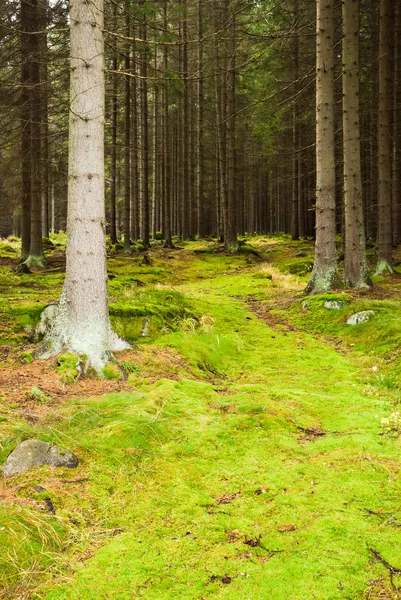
[102, 363, 122, 380]
[175, 317, 198, 333]
[381, 412, 401, 436]
[19, 351, 33, 365]
[121, 361, 141, 375]
[57, 353, 81, 384]
[28, 386, 51, 404]
[199, 315, 215, 334]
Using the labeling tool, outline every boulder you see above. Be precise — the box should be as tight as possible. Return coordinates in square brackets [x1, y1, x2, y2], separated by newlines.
[324, 300, 345, 310]
[347, 311, 375, 325]
[3, 439, 78, 478]
[35, 303, 59, 340]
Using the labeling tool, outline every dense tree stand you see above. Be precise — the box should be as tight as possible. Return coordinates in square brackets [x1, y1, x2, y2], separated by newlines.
[40, 0, 128, 370]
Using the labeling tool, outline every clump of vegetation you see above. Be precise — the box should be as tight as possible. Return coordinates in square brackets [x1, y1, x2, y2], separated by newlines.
[57, 353, 81, 384]
[281, 257, 314, 276]
[381, 411, 401, 436]
[19, 350, 33, 364]
[28, 386, 51, 404]
[121, 361, 141, 375]
[102, 363, 122, 380]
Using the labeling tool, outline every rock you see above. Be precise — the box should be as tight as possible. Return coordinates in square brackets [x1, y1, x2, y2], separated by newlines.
[324, 300, 345, 310]
[301, 301, 311, 311]
[3, 439, 78, 478]
[34, 303, 58, 340]
[347, 310, 375, 325]
[140, 316, 151, 337]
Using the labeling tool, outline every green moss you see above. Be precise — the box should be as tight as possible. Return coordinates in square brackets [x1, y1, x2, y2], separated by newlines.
[2, 236, 401, 600]
[281, 257, 314, 276]
[29, 386, 51, 404]
[102, 363, 122, 380]
[19, 350, 33, 364]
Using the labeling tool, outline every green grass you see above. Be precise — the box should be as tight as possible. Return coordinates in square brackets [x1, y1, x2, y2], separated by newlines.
[1, 237, 401, 599]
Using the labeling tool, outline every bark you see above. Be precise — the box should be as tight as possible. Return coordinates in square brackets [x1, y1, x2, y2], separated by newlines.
[25, 0, 45, 268]
[342, 0, 370, 288]
[40, 0, 128, 370]
[140, 2, 150, 247]
[224, 1, 238, 253]
[110, 2, 118, 245]
[123, 0, 131, 254]
[163, 0, 173, 248]
[376, 0, 393, 274]
[20, 0, 33, 260]
[392, 2, 401, 245]
[305, 0, 338, 294]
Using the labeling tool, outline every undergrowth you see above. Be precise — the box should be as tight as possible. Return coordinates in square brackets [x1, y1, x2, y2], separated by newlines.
[0, 237, 401, 599]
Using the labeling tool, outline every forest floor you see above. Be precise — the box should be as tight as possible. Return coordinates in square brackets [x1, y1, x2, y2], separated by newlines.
[2, 235, 401, 599]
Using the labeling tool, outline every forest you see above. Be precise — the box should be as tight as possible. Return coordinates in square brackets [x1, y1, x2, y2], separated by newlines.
[1, 0, 401, 598]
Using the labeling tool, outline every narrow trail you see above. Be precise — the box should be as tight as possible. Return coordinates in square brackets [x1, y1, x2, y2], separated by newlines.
[42, 273, 401, 600]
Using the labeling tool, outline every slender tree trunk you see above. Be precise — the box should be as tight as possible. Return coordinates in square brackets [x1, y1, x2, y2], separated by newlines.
[123, 1, 131, 253]
[20, 0, 33, 260]
[40, 0, 49, 239]
[224, 0, 238, 253]
[291, 0, 300, 241]
[376, 0, 393, 273]
[130, 29, 140, 242]
[110, 2, 118, 244]
[163, 0, 173, 248]
[26, 0, 45, 267]
[392, 2, 401, 245]
[306, 0, 338, 294]
[342, 0, 370, 288]
[41, 0, 128, 369]
[140, 1, 150, 247]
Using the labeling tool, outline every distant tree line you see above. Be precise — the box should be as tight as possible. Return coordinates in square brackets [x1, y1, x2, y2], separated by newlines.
[0, 0, 400, 288]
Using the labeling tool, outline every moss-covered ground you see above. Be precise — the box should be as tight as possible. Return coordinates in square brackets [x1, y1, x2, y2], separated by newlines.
[1, 235, 401, 599]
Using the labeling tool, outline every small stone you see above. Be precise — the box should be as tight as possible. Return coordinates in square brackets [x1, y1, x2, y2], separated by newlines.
[324, 300, 345, 310]
[3, 439, 79, 478]
[347, 311, 375, 325]
[301, 301, 311, 311]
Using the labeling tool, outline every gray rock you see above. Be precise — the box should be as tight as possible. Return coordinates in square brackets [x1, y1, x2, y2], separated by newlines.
[3, 439, 78, 478]
[35, 303, 59, 341]
[347, 310, 375, 325]
[324, 300, 345, 310]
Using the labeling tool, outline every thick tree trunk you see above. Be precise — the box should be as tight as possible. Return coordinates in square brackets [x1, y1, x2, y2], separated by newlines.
[342, 0, 370, 288]
[376, 0, 393, 273]
[305, 0, 338, 294]
[40, 0, 128, 369]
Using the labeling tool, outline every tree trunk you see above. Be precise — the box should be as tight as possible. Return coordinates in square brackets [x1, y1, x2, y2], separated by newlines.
[342, 0, 370, 288]
[123, 1, 131, 253]
[110, 2, 118, 245]
[20, 0, 33, 260]
[224, 0, 238, 253]
[140, 2, 150, 247]
[376, 0, 393, 273]
[305, 0, 338, 294]
[40, 0, 128, 369]
[25, 0, 45, 268]
[163, 0, 173, 248]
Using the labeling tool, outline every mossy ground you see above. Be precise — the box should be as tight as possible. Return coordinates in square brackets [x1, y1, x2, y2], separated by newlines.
[1, 236, 401, 599]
